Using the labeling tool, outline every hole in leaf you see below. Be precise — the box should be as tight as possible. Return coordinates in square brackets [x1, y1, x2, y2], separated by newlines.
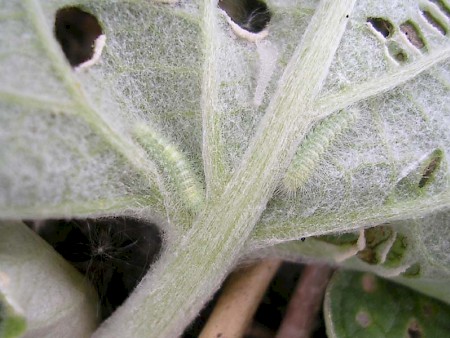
[361, 273, 377, 293]
[395, 149, 444, 197]
[407, 319, 423, 338]
[357, 226, 394, 265]
[383, 233, 408, 268]
[422, 10, 448, 35]
[401, 263, 421, 278]
[355, 310, 372, 328]
[367, 17, 394, 38]
[218, 0, 272, 33]
[419, 150, 443, 188]
[387, 41, 409, 63]
[26, 217, 162, 320]
[421, 302, 436, 318]
[54, 7, 103, 67]
[429, 0, 450, 19]
[400, 21, 426, 49]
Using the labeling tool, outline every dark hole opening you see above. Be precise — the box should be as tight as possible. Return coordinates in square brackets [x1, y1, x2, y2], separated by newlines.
[419, 154, 442, 188]
[387, 41, 409, 64]
[367, 17, 394, 38]
[401, 263, 421, 278]
[54, 7, 103, 67]
[218, 0, 272, 33]
[400, 21, 426, 50]
[407, 320, 423, 338]
[26, 217, 162, 320]
[422, 10, 448, 35]
[395, 51, 407, 62]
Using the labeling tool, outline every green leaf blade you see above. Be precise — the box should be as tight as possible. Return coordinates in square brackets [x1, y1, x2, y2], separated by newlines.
[325, 270, 450, 338]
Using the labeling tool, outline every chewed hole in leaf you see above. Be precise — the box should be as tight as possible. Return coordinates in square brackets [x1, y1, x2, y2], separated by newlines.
[407, 319, 423, 338]
[361, 273, 377, 293]
[218, 0, 271, 33]
[383, 233, 408, 268]
[367, 17, 394, 38]
[355, 310, 372, 328]
[26, 217, 162, 320]
[395, 149, 444, 197]
[421, 302, 437, 318]
[430, 0, 450, 19]
[421, 10, 448, 35]
[401, 263, 421, 278]
[419, 150, 442, 188]
[400, 21, 426, 50]
[54, 7, 103, 67]
[387, 41, 409, 63]
[357, 226, 394, 265]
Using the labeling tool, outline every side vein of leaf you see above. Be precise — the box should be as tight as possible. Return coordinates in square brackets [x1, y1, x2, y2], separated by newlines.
[201, 0, 229, 199]
[0, 196, 160, 220]
[250, 191, 450, 247]
[315, 46, 450, 115]
[0, 89, 76, 112]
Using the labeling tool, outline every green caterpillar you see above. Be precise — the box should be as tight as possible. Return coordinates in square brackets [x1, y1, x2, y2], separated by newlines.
[283, 109, 358, 194]
[134, 124, 205, 214]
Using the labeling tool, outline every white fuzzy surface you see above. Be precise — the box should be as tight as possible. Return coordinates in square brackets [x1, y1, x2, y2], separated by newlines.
[1, 0, 450, 336]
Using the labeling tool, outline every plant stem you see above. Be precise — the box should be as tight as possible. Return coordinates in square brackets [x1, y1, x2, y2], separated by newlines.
[199, 259, 281, 338]
[93, 1, 356, 336]
[276, 264, 333, 338]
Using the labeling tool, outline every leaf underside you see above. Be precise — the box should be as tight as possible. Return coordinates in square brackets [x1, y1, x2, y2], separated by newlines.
[1, 0, 450, 336]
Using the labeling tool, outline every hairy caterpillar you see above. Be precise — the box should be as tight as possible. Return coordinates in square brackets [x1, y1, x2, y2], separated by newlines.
[282, 109, 358, 195]
[134, 124, 205, 214]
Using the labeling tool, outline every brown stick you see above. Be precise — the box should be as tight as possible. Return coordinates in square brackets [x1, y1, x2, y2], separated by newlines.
[199, 259, 282, 338]
[276, 264, 334, 338]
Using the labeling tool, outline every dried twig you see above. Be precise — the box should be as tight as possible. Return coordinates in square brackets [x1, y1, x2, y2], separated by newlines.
[276, 264, 334, 338]
[199, 259, 282, 338]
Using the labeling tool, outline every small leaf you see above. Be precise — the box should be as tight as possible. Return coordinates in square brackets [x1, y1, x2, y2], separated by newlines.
[0, 291, 26, 338]
[0, 221, 98, 337]
[324, 271, 450, 338]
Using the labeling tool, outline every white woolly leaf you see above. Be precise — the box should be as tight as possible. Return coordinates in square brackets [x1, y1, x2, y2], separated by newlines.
[1, 0, 450, 337]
